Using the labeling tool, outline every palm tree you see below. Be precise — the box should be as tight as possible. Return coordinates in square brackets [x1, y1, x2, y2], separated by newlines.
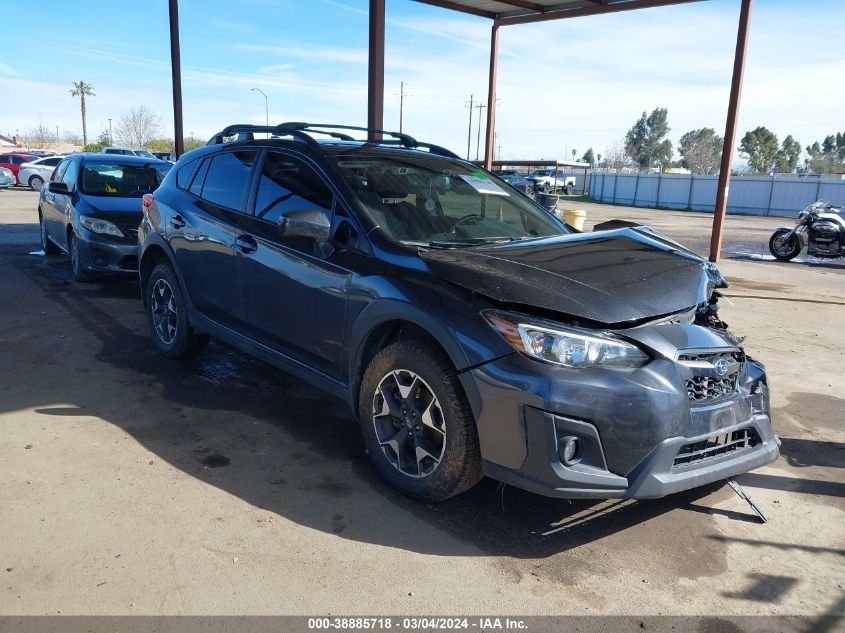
[69, 81, 95, 146]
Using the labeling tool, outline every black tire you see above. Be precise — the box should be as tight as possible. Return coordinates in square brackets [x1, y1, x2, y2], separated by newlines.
[359, 340, 482, 502]
[39, 210, 60, 255]
[768, 229, 801, 261]
[542, 183, 551, 194]
[29, 175, 44, 192]
[524, 185, 533, 197]
[146, 263, 209, 359]
[563, 184, 574, 195]
[69, 233, 95, 282]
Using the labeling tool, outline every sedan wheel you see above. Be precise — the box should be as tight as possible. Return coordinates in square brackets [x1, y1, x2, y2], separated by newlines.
[69, 234, 94, 281]
[29, 176, 44, 192]
[372, 369, 446, 478]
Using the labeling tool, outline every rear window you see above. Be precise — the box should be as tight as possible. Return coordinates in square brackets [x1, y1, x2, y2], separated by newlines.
[80, 161, 172, 197]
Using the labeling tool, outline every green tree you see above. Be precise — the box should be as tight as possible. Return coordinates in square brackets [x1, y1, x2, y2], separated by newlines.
[581, 148, 595, 165]
[95, 129, 111, 147]
[739, 126, 779, 172]
[69, 81, 95, 146]
[183, 135, 205, 152]
[775, 135, 802, 173]
[804, 132, 845, 174]
[624, 108, 673, 170]
[678, 127, 723, 175]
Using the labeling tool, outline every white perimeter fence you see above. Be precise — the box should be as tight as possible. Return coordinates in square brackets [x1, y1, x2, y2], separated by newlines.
[588, 172, 845, 217]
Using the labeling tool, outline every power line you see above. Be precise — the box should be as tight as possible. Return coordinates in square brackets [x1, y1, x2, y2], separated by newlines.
[464, 94, 474, 161]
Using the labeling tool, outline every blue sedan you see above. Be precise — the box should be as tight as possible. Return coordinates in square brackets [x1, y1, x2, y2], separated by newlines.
[38, 153, 171, 281]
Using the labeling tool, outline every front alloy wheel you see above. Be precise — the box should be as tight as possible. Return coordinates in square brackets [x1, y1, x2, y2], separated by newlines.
[150, 279, 178, 345]
[359, 340, 482, 501]
[372, 370, 446, 478]
[769, 229, 801, 261]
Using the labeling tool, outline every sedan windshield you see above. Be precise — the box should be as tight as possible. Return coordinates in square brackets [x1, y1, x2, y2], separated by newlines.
[331, 153, 567, 245]
[80, 162, 171, 197]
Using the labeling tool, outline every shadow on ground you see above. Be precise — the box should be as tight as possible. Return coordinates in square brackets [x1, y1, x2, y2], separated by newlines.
[2, 246, 840, 566]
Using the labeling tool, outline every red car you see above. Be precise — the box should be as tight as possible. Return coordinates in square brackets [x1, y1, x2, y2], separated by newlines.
[0, 153, 39, 185]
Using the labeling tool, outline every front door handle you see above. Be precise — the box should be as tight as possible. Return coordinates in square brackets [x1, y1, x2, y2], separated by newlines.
[235, 235, 258, 254]
[170, 214, 186, 229]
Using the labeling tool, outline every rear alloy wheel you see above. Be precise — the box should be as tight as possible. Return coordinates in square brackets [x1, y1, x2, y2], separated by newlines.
[542, 183, 551, 194]
[29, 175, 44, 192]
[768, 229, 801, 261]
[69, 233, 94, 282]
[564, 184, 574, 195]
[359, 340, 481, 501]
[39, 211, 59, 255]
[146, 263, 209, 359]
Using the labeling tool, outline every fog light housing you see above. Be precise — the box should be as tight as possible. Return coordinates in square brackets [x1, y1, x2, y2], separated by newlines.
[558, 436, 582, 466]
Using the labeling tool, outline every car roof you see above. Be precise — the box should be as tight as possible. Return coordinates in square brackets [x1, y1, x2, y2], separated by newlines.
[77, 152, 171, 165]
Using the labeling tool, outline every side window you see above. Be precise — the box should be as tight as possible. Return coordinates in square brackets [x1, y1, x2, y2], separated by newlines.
[9, 156, 22, 165]
[52, 159, 70, 182]
[189, 158, 210, 197]
[200, 151, 257, 211]
[43, 157, 61, 167]
[62, 161, 78, 190]
[176, 158, 199, 190]
[254, 152, 333, 224]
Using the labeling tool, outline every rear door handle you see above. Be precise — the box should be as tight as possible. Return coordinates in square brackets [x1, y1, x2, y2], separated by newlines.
[235, 234, 258, 254]
[170, 214, 186, 229]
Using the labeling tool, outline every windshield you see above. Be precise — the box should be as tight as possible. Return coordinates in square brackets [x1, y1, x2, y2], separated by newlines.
[530, 169, 553, 177]
[331, 153, 567, 245]
[80, 162, 171, 197]
[134, 150, 156, 158]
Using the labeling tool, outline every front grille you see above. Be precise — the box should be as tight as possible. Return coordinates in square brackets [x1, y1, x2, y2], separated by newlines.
[673, 427, 759, 468]
[678, 351, 745, 364]
[118, 223, 139, 240]
[678, 350, 744, 402]
[686, 374, 739, 401]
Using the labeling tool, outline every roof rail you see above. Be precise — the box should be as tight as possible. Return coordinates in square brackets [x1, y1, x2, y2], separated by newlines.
[205, 122, 460, 159]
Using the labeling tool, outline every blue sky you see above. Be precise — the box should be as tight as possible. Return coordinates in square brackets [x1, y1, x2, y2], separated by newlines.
[1, 0, 843, 164]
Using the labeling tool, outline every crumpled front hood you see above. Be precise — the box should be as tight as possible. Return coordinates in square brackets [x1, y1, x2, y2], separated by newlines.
[420, 228, 714, 326]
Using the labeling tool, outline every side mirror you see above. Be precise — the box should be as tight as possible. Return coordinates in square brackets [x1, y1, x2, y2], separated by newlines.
[47, 181, 70, 195]
[278, 209, 331, 243]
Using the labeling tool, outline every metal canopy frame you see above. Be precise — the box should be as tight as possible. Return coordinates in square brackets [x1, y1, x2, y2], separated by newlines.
[167, 0, 752, 261]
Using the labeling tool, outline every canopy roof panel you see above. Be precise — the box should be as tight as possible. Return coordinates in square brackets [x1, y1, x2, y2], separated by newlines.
[411, 0, 702, 24]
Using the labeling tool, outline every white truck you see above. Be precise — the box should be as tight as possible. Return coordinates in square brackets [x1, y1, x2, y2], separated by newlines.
[527, 168, 576, 194]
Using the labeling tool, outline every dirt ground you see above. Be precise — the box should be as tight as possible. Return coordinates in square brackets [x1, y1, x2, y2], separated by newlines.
[0, 187, 843, 621]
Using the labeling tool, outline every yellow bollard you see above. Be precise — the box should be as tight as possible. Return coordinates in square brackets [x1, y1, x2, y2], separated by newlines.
[563, 208, 587, 231]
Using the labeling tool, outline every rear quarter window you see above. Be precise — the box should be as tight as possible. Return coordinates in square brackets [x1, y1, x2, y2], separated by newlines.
[176, 158, 199, 190]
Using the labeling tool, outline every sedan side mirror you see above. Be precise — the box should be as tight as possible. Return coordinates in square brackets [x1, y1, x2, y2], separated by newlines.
[47, 181, 70, 195]
[278, 209, 331, 243]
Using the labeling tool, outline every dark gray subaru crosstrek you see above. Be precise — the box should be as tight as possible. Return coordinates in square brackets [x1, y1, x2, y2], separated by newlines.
[138, 123, 779, 502]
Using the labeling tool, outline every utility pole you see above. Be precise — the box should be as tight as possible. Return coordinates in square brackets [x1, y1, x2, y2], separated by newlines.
[56, 126, 60, 147]
[465, 94, 474, 161]
[108, 118, 113, 145]
[475, 101, 486, 161]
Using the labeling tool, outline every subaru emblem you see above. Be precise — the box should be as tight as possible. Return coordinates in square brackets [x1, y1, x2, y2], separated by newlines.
[714, 358, 729, 376]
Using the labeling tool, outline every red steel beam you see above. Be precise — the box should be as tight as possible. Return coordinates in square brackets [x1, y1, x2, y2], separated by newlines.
[367, 0, 386, 140]
[710, 0, 752, 262]
[168, 0, 184, 159]
[495, 0, 703, 26]
[483, 23, 500, 170]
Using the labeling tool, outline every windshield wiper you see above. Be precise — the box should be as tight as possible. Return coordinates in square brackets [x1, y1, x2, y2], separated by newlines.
[427, 237, 515, 248]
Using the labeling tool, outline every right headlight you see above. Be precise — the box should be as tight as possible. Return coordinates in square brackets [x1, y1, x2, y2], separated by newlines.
[80, 216, 124, 237]
[483, 310, 649, 369]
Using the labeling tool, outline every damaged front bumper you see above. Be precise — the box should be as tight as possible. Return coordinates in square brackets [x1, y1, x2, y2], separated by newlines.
[460, 323, 780, 500]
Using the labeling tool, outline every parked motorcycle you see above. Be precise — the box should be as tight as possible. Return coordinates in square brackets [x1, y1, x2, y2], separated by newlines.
[768, 200, 845, 261]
